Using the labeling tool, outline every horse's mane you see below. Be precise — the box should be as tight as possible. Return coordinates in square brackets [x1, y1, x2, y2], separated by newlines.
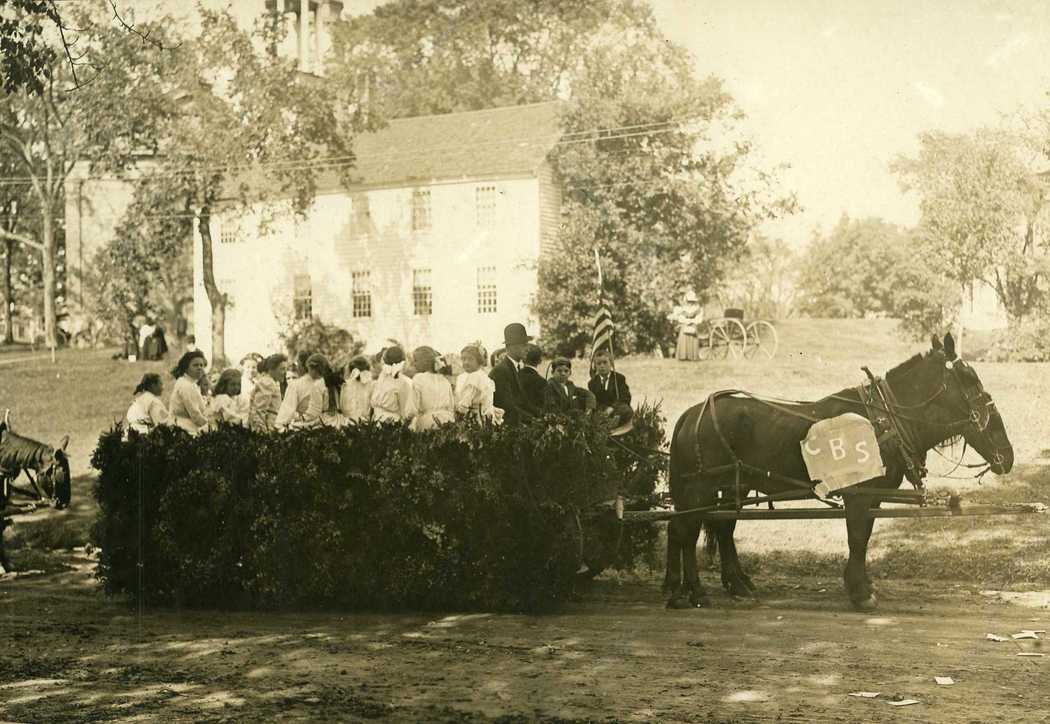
[0, 429, 53, 471]
[885, 352, 929, 381]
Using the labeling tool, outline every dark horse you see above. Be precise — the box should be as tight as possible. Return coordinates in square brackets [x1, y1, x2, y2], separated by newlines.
[664, 333, 1013, 611]
[0, 412, 72, 573]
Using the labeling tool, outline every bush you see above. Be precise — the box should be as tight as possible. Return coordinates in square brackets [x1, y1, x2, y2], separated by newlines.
[91, 409, 666, 612]
[281, 317, 365, 369]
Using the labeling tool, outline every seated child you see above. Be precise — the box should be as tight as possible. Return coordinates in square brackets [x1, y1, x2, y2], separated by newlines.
[410, 346, 455, 431]
[371, 346, 416, 424]
[544, 357, 579, 413]
[339, 355, 374, 423]
[208, 368, 247, 427]
[455, 344, 502, 424]
[588, 349, 632, 425]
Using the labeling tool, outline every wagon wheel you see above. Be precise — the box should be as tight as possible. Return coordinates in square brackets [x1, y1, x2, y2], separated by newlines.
[709, 319, 747, 359]
[744, 320, 779, 360]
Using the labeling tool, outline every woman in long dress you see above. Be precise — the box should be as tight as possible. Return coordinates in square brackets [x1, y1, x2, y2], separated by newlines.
[410, 346, 456, 431]
[675, 291, 704, 361]
[169, 351, 209, 434]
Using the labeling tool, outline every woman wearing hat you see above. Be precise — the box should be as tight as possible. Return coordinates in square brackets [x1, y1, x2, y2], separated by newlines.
[275, 352, 330, 430]
[674, 291, 704, 361]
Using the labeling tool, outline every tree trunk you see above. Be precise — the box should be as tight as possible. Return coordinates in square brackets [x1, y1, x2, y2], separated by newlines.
[3, 238, 13, 345]
[40, 208, 57, 351]
[198, 206, 226, 368]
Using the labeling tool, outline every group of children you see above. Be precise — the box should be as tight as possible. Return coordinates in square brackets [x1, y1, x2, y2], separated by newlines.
[125, 340, 632, 436]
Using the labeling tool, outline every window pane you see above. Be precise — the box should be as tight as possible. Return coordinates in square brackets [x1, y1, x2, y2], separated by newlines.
[475, 185, 496, 227]
[413, 268, 432, 316]
[352, 270, 372, 319]
[476, 266, 497, 314]
[293, 273, 312, 321]
[411, 189, 431, 232]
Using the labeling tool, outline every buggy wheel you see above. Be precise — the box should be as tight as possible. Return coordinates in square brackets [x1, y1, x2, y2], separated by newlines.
[744, 320, 778, 360]
[710, 319, 747, 359]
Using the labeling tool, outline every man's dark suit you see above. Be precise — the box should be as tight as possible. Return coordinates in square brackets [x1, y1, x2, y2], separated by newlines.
[489, 357, 534, 425]
[518, 366, 547, 415]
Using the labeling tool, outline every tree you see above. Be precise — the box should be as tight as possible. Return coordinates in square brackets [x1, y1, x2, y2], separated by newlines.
[330, 0, 794, 354]
[892, 127, 1050, 325]
[0, 4, 177, 349]
[328, 0, 624, 120]
[795, 215, 958, 339]
[131, 9, 350, 367]
[716, 235, 797, 321]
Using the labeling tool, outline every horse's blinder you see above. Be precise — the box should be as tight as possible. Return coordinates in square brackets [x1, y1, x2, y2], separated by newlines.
[942, 360, 993, 434]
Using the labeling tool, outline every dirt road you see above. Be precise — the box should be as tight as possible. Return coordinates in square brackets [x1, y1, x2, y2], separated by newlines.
[2, 553, 1048, 723]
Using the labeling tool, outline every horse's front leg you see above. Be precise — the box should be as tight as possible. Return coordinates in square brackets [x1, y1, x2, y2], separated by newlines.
[843, 495, 877, 611]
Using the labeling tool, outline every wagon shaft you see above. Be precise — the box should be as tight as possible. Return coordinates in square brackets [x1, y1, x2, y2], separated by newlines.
[622, 501, 1047, 523]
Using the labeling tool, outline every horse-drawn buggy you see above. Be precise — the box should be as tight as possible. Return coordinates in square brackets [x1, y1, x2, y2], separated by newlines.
[693, 308, 779, 360]
[587, 332, 1043, 611]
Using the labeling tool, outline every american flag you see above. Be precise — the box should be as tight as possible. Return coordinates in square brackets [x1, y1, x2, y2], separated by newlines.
[591, 304, 613, 356]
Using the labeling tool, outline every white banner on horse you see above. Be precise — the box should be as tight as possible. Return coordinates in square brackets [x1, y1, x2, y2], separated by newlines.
[801, 413, 886, 497]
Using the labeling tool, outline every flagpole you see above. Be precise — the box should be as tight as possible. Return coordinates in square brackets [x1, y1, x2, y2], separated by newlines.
[592, 248, 620, 401]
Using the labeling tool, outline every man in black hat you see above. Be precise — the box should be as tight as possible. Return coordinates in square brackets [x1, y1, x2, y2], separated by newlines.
[490, 322, 539, 425]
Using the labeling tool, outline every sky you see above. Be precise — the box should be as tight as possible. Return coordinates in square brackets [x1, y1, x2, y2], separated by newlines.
[347, 0, 1050, 247]
[648, 0, 1050, 246]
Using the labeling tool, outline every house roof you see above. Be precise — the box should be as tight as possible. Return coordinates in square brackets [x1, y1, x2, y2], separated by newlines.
[330, 100, 564, 190]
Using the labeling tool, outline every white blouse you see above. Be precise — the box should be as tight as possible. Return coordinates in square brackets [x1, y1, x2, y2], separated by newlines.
[209, 393, 246, 427]
[455, 369, 502, 423]
[339, 376, 374, 423]
[275, 375, 327, 430]
[169, 376, 208, 435]
[126, 391, 169, 435]
[411, 372, 456, 431]
[371, 370, 416, 424]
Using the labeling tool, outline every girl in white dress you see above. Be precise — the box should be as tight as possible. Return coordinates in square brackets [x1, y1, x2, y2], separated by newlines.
[410, 346, 455, 432]
[370, 346, 416, 424]
[455, 344, 503, 424]
[126, 373, 170, 435]
[169, 351, 209, 435]
[275, 353, 329, 430]
[339, 356, 374, 423]
[208, 369, 246, 427]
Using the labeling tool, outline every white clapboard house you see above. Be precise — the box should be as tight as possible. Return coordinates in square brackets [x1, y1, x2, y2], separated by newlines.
[195, 101, 563, 361]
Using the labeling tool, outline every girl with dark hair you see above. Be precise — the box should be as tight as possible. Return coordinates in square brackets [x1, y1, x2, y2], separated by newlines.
[370, 345, 416, 423]
[208, 369, 246, 427]
[338, 355, 373, 423]
[249, 353, 287, 432]
[169, 350, 209, 434]
[126, 373, 169, 435]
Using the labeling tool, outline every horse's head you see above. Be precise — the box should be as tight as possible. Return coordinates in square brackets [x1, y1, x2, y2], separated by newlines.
[925, 333, 1013, 474]
[39, 435, 72, 509]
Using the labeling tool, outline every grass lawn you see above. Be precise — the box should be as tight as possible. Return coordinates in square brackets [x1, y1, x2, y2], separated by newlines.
[1, 319, 1048, 589]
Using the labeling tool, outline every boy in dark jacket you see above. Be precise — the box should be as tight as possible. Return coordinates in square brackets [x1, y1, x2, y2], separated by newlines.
[544, 357, 578, 413]
[588, 349, 632, 425]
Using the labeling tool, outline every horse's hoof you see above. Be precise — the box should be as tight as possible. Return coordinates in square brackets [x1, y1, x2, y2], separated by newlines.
[851, 595, 878, 612]
[666, 596, 695, 610]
